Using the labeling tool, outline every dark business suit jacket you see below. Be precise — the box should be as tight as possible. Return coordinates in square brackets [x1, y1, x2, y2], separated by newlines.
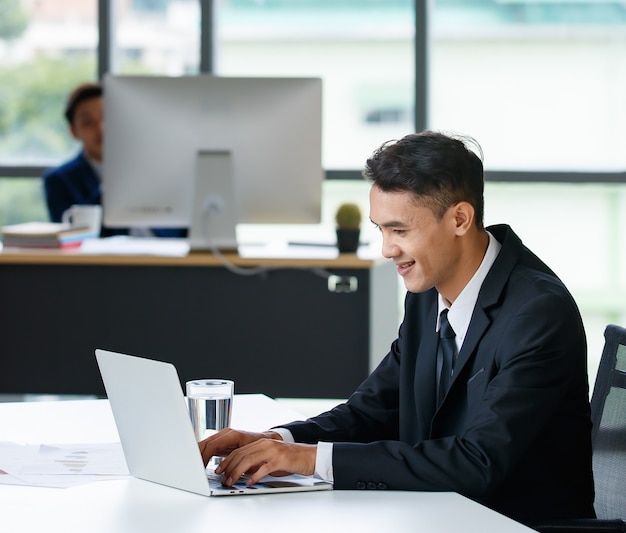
[43, 152, 101, 224]
[282, 224, 595, 526]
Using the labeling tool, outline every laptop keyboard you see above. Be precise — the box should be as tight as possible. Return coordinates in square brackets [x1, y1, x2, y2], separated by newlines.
[206, 470, 222, 482]
[206, 467, 249, 486]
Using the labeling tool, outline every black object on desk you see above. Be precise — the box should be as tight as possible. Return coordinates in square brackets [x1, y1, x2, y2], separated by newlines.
[0, 252, 397, 399]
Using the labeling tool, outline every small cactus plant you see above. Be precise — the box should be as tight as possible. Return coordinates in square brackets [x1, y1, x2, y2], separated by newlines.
[335, 203, 362, 230]
[335, 203, 362, 253]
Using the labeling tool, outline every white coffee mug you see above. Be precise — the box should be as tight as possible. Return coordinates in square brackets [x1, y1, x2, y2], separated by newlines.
[61, 204, 103, 235]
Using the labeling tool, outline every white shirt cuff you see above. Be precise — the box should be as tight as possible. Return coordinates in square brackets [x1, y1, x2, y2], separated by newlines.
[315, 441, 334, 483]
[270, 429, 334, 483]
[271, 427, 295, 443]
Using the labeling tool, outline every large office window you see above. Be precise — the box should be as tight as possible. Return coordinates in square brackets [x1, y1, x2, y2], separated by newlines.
[0, 0, 98, 225]
[428, 1, 626, 375]
[0, 0, 98, 166]
[430, 1, 626, 172]
[428, 1, 626, 374]
[214, 0, 415, 170]
[112, 0, 200, 75]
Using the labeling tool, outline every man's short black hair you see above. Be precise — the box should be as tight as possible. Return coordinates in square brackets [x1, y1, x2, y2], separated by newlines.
[64, 82, 103, 125]
[363, 130, 485, 229]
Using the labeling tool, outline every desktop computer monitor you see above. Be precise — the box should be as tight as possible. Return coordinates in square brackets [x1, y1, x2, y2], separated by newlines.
[102, 75, 323, 249]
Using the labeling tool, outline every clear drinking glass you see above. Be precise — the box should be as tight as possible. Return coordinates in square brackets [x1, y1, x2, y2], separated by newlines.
[186, 379, 234, 442]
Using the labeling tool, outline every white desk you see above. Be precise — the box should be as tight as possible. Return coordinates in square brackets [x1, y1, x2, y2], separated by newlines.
[0, 396, 533, 533]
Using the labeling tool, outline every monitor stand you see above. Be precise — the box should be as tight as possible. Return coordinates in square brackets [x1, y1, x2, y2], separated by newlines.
[189, 150, 238, 252]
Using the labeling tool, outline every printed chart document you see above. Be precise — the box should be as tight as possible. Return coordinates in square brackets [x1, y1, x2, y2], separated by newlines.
[0, 442, 130, 488]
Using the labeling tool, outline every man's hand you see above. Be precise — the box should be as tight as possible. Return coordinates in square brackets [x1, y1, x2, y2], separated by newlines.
[198, 428, 279, 466]
[214, 438, 317, 487]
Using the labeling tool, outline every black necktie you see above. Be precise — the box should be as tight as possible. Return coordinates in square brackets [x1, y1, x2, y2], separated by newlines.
[438, 309, 457, 405]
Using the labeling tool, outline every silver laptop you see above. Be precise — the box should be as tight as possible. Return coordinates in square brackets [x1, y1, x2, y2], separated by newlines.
[95, 348, 333, 496]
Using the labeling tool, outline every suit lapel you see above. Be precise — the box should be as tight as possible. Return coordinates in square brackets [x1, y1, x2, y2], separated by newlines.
[449, 304, 490, 388]
[438, 225, 520, 403]
[414, 226, 539, 429]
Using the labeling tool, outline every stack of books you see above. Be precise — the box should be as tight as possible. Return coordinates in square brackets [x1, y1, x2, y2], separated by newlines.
[1, 222, 99, 249]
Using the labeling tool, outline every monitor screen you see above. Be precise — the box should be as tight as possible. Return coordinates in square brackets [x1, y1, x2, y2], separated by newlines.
[102, 75, 323, 248]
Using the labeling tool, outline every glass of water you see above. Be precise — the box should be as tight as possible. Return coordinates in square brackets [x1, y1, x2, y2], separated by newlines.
[186, 379, 234, 442]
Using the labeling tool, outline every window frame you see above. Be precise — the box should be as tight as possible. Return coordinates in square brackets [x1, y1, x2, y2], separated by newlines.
[0, 0, 624, 184]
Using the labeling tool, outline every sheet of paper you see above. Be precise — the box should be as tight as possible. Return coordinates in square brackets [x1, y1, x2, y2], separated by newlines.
[79, 236, 190, 256]
[239, 241, 339, 259]
[0, 441, 130, 488]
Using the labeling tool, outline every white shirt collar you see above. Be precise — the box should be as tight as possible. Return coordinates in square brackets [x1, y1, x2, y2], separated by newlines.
[437, 231, 502, 350]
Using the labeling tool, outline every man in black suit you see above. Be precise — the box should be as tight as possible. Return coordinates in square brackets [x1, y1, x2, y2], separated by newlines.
[43, 82, 105, 226]
[199, 131, 595, 526]
[43, 82, 186, 238]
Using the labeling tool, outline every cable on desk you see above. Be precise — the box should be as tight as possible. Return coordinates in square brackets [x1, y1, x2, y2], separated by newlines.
[310, 267, 333, 280]
[207, 243, 272, 276]
[209, 248, 337, 284]
[199, 204, 336, 280]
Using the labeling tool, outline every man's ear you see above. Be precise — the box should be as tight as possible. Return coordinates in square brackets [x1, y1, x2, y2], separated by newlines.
[452, 201, 475, 236]
[69, 124, 80, 141]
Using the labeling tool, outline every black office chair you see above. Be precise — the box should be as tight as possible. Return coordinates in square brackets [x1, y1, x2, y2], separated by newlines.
[532, 324, 626, 533]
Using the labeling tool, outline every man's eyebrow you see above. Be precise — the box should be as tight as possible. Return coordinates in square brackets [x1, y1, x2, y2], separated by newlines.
[369, 218, 407, 228]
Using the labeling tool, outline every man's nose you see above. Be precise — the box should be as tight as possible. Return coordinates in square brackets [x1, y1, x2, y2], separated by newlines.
[381, 236, 400, 259]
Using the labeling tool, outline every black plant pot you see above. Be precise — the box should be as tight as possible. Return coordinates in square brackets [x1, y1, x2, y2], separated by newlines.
[336, 228, 360, 253]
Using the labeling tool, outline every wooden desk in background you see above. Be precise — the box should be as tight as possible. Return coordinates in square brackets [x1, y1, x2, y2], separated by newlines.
[0, 248, 398, 398]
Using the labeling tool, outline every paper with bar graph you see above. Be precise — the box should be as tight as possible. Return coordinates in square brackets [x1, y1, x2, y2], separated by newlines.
[0, 442, 130, 488]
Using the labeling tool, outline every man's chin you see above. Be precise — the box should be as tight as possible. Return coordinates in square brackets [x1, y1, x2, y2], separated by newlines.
[402, 278, 433, 294]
